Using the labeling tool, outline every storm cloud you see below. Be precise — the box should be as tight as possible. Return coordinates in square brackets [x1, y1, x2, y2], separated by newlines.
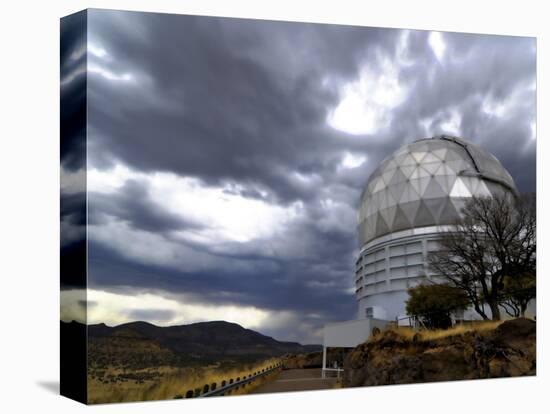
[65, 9, 536, 343]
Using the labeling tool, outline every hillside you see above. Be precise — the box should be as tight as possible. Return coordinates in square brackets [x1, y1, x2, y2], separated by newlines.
[61, 320, 320, 403]
[86, 320, 320, 366]
[343, 318, 536, 387]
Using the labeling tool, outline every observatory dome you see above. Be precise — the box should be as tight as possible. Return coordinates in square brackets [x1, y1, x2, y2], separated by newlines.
[358, 135, 517, 246]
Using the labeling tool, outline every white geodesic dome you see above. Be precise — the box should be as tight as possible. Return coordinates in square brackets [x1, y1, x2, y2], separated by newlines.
[358, 135, 517, 246]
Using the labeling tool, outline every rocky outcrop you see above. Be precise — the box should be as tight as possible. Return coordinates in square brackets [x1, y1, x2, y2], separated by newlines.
[343, 318, 536, 387]
[283, 352, 323, 369]
[283, 348, 349, 369]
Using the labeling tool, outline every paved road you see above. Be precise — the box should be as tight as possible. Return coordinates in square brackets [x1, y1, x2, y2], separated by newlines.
[251, 369, 337, 394]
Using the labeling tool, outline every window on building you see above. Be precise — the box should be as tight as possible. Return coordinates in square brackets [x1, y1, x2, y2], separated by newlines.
[366, 307, 374, 318]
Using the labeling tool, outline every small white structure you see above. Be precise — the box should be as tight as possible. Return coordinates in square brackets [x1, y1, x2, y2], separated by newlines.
[321, 318, 389, 378]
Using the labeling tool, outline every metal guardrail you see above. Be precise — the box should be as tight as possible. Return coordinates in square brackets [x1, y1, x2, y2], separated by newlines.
[321, 367, 344, 379]
[176, 362, 283, 399]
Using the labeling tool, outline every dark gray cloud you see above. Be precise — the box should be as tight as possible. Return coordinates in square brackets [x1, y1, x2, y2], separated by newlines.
[88, 179, 204, 233]
[86, 10, 405, 204]
[60, 10, 88, 173]
[61, 10, 88, 290]
[80, 9, 536, 343]
[78, 300, 98, 309]
[394, 30, 536, 192]
[88, 240, 356, 327]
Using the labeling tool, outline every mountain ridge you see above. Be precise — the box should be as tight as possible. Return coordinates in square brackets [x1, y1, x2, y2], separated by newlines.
[64, 319, 321, 364]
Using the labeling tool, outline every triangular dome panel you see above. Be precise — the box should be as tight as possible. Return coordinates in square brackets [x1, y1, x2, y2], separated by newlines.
[411, 176, 431, 196]
[414, 200, 435, 227]
[389, 167, 407, 185]
[401, 200, 421, 225]
[375, 213, 389, 236]
[373, 178, 386, 193]
[400, 164, 417, 179]
[432, 148, 448, 160]
[424, 198, 446, 223]
[435, 173, 455, 193]
[439, 198, 459, 223]
[476, 180, 492, 197]
[393, 204, 412, 230]
[423, 177, 446, 199]
[389, 180, 408, 203]
[399, 184, 420, 203]
[381, 169, 396, 186]
[422, 161, 442, 175]
[402, 154, 417, 166]
[411, 151, 427, 163]
[422, 153, 440, 163]
[381, 205, 397, 229]
[450, 177, 471, 198]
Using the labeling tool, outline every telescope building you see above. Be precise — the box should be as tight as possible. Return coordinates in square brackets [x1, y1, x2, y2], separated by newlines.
[322, 135, 518, 377]
[355, 135, 517, 321]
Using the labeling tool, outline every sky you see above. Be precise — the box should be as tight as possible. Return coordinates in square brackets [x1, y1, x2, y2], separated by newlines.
[60, 9, 536, 344]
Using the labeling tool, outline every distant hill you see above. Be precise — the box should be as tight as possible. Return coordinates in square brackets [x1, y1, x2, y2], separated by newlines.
[66, 320, 320, 366]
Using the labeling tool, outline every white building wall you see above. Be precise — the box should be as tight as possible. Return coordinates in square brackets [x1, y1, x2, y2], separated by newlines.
[354, 225, 536, 323]
[355, 226, 442, 321]
[323, 318, 390, 348]
[357, 291, 408, 321]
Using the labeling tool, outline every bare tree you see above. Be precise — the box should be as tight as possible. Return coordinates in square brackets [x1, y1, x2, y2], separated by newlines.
[428, 192, 536, 320]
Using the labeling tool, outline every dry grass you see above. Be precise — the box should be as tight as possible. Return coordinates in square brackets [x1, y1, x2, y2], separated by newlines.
[88, 358, 281, 404]
[225, 370, 281, 396]
[418, 320, 503, 340]
[377, 320, 504, 343]
[332, 379, 343, 389]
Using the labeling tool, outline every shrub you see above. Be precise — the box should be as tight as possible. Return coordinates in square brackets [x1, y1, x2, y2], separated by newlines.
[406, 283, 469, 329]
